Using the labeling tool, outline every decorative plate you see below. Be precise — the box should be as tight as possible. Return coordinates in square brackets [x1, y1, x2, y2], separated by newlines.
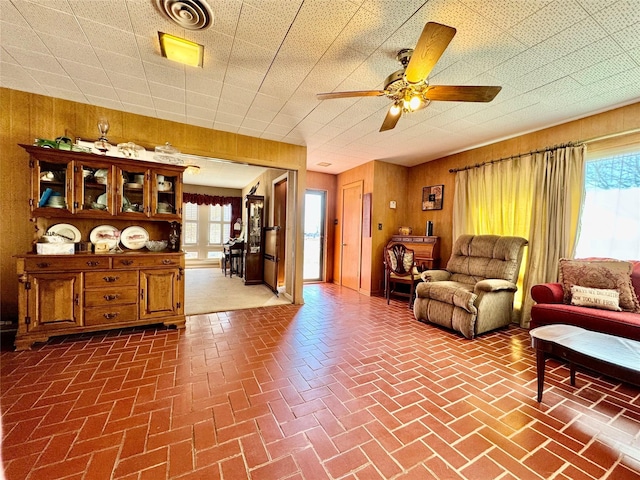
[121, 226, 149, 250]
[46, 223, 81, 243]
[90, 225, 118, 249]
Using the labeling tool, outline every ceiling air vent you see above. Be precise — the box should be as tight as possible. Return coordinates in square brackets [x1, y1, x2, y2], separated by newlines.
[155, 0, 213, 30]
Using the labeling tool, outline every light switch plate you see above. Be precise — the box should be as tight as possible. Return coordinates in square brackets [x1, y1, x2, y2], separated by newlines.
[389, 201, 396, 209]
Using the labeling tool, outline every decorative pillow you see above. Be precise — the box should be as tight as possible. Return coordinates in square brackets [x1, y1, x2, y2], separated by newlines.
[402, 251, 414, 273]
[570, 285, 621, 312]
[559, 259, 640, 313]
[388, 253, 398, 271]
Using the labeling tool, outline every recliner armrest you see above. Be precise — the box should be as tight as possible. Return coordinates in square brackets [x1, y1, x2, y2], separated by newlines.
[475, 279, 517, 293]
[420, 270, 451, 282]
[531, 283, 564, 304]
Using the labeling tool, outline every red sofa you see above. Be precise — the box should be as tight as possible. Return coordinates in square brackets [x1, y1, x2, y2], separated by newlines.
[530, 261, 640, 341]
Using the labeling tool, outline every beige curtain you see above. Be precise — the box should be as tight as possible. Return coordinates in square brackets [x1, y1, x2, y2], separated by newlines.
[453, 144, 586, 326]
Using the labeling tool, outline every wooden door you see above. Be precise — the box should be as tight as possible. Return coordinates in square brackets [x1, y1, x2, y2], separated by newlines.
[341, 181, 363, 291]
[27, 272, 82, 331]
[273, 178, 287, 287]
[140, 269, 179, 319]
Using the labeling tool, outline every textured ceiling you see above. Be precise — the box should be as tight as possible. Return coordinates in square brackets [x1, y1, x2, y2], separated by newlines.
[2, 0, 639, 180]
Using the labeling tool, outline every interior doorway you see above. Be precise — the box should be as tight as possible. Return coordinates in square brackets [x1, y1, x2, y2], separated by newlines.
[304, 190, 326, 281]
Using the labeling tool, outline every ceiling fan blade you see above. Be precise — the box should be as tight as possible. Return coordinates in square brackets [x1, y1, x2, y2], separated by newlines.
[405, 22, 456, 85]
[379, 106, 402, 132]
[316, 90, 386, 100]
[425, 85, 502, 102]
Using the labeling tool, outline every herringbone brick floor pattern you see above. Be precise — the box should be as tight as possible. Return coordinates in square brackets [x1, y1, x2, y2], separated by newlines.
[1, 283, 639, 479]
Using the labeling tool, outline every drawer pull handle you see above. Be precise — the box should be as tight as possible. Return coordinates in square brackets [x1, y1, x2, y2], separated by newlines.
[104, 312, 119, 319]
[36, 262, 51, 268]
[120, 260, 134, 266]
[104, 294, 119, 301]
[86, 261, 100, 267]
[75, 294, 80, 306]
[162, 259, 174, 265]
[103, 276, 119, 283]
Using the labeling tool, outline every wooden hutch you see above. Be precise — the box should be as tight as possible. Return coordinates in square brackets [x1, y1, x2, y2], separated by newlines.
[14, 144, 186, 351]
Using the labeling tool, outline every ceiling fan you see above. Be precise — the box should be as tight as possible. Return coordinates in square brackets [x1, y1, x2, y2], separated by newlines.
[316, 22, 502, 132]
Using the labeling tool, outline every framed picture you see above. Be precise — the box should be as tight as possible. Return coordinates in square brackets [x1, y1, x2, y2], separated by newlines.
[422, 184, 444, 211]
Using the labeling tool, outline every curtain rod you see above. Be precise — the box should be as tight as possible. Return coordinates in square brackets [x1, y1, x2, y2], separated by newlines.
[580, 127, 640, 144]
[449, 141, 579, 173]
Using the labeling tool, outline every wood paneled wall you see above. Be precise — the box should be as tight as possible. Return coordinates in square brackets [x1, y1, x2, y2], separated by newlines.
[306, 171, 337, 283]
[0, 88, 307, 322]
[371, 161, 410, 295]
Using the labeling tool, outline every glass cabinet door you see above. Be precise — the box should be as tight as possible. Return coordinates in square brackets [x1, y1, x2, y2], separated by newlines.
[74, 164, 112, 215]
[34, 159, 73, 213]
[244, 194, 264, 284]
[152, 171, 180, 217]
[119, 168, 148, 216]
[248, 197, 264, 253]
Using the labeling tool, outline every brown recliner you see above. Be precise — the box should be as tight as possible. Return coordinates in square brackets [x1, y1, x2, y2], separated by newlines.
[413, 235, 528, 338]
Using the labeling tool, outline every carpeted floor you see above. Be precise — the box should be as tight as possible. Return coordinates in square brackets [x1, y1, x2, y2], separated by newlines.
[184, 267, 290, 315]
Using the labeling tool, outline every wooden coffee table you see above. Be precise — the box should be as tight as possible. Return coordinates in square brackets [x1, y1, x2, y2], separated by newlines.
[530, 324, 640, 402]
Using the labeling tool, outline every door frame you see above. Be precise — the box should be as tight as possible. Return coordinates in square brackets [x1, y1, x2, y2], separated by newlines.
[270, 171, 296, 302]
[303, 189, 326, 282]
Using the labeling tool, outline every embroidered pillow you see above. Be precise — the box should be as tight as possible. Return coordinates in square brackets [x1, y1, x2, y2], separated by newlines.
[559, 259, 640, 313]
[402, 251, 414, 273]
[570, 285, 621, 312]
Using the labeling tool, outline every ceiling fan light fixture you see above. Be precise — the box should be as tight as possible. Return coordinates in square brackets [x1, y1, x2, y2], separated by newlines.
[158, 32, 204, 67]
[409, 95, 422, 111]
[390, 102, 402, 116]
[185, 164, 201, 175]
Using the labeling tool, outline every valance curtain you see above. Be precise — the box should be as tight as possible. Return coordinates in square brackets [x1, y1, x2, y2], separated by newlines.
[453, 144, 586, 326]
[182, 193, 242, 223]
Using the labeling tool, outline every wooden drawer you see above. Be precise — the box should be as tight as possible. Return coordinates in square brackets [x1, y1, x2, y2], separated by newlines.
[84, 304, 137, 326]
[112, 255, 182, 269]
[24, 256, 111, 271]
[84, 287, 138, 307]
[85, 270, 138, 287]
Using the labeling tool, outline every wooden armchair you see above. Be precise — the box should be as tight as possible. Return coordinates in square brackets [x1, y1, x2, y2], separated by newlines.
[384, 243, 421, 308]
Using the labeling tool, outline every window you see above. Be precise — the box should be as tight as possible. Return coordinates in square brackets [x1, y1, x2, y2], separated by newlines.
[575, 151, 640, 260]
[209, 204, 232, 245]
[182, 202, 232, 261]
[183, 203, 198, 245]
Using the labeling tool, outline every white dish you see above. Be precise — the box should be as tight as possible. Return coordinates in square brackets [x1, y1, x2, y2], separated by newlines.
[46, 223, 81, 243]
[121, 226, 149, 250]
[125, 182, 143, 189]
[90, 225, 118, 249]
[97, 193, 130, 207]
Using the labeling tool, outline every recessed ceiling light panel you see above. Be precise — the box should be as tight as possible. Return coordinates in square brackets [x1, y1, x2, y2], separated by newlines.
[158, 32, 204, 67]
[155, 0, 213, 30]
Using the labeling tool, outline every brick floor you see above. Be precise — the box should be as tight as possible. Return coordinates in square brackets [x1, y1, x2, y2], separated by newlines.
[1, 283, 639, 479]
